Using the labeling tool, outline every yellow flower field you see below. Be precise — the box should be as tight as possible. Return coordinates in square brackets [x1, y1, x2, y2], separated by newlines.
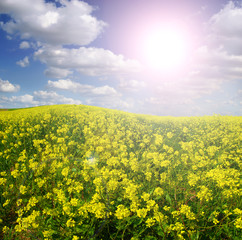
[0, 105, 241, 239]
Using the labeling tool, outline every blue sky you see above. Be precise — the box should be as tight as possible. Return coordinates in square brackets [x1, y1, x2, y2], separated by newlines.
[0, 0, 241, 116]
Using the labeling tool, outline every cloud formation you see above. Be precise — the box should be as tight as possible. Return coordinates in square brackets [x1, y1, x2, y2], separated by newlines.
[118, 79, 146, 92]
[1, 90, 82, 107]
[16, 56, 29, 67]
[47, 79, 133, 110]
[35, 46, 141, 77]
[19, 41, 30, 49]
[0, 87, 129, 110]
[33, 90, 82, 105]
[208, 1, 242, 55]
[0, 78, 20, 92]
[47, 79, 119, 96]
[0, 0, 141, 79]
[179, 1, 242, 106]
[0, 0, 106, 46]
[44, 67, 73, 79]
[199, 1, 242, 79]
[10, 94, 38, 105]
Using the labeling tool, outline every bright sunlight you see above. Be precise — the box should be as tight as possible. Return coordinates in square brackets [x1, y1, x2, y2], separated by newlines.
[143, 25, 189, 72]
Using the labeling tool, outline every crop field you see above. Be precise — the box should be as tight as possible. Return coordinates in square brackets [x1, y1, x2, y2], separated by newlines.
[0, 105, 241, 239]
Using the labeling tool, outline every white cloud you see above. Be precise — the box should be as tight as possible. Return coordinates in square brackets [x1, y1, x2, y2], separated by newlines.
[19, 41, 30, 49]
[0, 0, 106, 46]
[143, 76, 222, 111]
[92, 85, 117, 95]
[47, 79, 119, 96]
[44, 67, 73, 78]
[208, 1, 242, 55]
[33, 90, 82, 105]
[48, 79, 79, 91]
[143, 96, 199, 116]
[38, 11, 59, 28]
[35, 46, 141, 77]
[16, 56, 29, 67]
[10, 94, 38, 105]
[47, 79, 132, 110]
[118, 79, 146, 91]
[183, 1, 242, 100]
[188, 44, 242, 89]
[0, 78, 20, 92]
[0, 0, 141, 79]
[86, 96, 133, 110]
[2, 91, 82, 107]
[195, 45, 242, 70]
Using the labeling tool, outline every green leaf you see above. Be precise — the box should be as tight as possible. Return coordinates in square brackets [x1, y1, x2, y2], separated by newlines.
[166, 193, 172, 205]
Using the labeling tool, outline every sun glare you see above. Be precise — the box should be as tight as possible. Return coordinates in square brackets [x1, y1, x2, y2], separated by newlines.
[143, 25, 189, 73]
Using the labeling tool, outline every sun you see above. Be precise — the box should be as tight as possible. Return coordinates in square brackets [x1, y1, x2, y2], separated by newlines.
[142, 25, 189, 73]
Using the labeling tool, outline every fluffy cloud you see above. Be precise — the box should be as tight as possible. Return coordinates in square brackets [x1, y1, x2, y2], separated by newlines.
[16, 56, 29, 67]
[208, 1, 242, 55]
[86, 97, 133, 110]
[0, 78, 20, 92]
[194, 46, 242, 79]
[48, 79, 80, 91]
[0, 0, 106, 46]
[0, 0, 141, 79]
[92, 85, 118, 95]
[10, 94, 38, 105]
[35, 46, 141, 77]
[196, 1, 242, 80]
[182, 1, 242, 101]
[33, 90, 82, 105]
[47, 79, 132, 110]
[47, 79, 119, 96]
[44, 67, 73, 79]
[187, 44, 242, 96]
[2, 91, 82, 107]
[118, 79, 146, 92]
[19, 41, 30, 49]
[146, 79, 218, 107]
